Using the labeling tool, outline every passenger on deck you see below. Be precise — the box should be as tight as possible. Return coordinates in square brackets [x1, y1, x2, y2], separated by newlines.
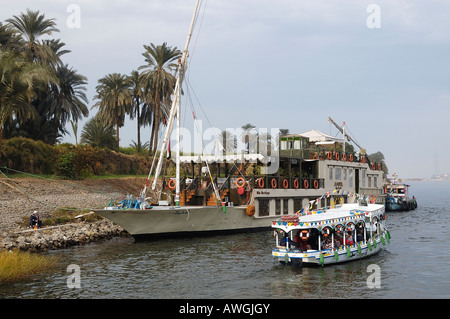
[345, 231, 354, 246]
[298, 229, 311, 251]
[322, 236, 332, 250]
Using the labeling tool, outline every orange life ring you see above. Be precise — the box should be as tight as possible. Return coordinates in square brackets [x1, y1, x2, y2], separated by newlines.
[235, 177, 245, 188]
[257, 178, 264, 189]
[168, 179, 176, 190]
[361, 156, 366, 163]
[349, 154, 353, 162]
[371, 163, 375, 170]
[282, 179, 289, 189]
[300, 230, 309, 240]
[313, 180, 319, 189]
[293, 179, 299, 189]
[378, 163, 382, 170]
[326, 152, 332, 160]
[271, 178, 277, 189]
[303, 179, 309, 189]
[335, 152, 340, 161]
[342, 153, 347, 161]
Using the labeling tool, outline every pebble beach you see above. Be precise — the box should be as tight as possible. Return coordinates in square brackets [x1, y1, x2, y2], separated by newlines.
[0, 176, 148, 251]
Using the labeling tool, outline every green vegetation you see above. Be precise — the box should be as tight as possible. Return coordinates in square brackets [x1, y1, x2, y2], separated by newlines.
[1, 8, 183, 168]
[0, 249, 58, 284]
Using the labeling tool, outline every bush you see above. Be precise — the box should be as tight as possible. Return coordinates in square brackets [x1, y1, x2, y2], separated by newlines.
[0, 137, 57, 174]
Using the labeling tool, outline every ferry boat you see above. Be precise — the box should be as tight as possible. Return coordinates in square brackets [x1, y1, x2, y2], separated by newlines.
[272, 199, 389, 266]
[384, 174, 417, 211]
[92, 1, 386, 239]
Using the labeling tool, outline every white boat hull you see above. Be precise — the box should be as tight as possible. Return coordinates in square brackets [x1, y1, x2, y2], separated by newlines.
[93, 205, 272, 237]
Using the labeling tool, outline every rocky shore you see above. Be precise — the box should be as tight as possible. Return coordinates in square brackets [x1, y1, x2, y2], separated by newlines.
[0, 219, 130, 251]
[0, 176, 148, 251]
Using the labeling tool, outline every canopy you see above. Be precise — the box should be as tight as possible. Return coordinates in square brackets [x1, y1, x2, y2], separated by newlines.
[299, 129, 344, 145]
[179, 153, 265, 164]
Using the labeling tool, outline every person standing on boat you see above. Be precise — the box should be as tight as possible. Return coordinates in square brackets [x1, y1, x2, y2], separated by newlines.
[29, 211, 42, 229]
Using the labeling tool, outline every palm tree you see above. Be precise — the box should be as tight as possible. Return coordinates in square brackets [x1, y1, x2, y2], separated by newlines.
[49, 64, 89, 130]
[217, 130, 237, 155]
[80, 117, 116, 149]
[93, 73, 132, 150]
[6, 9, 60, 65]
[128, 70, 144, 152]
[0, 49, 55, 158]
[241, 123, 256, 154]
[139, 42, 181, 154]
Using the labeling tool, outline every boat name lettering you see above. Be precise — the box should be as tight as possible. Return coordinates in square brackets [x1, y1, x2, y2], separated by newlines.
[256, 190, 271, 195]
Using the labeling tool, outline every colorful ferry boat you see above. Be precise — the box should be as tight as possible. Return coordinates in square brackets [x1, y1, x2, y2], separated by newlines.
[272, 199, 389, 266]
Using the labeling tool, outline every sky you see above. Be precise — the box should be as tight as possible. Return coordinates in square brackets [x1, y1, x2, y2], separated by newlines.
[1, 0, 449, 179]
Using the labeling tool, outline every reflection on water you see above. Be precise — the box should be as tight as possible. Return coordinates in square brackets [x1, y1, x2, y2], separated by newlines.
[1, 181, 449, 299]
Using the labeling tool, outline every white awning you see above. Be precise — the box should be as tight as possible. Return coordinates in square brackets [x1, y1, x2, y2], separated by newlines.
[179, 153, 265, 164]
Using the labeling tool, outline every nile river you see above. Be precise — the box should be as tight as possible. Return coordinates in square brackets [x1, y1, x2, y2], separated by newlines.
[1, 180, 449, 299]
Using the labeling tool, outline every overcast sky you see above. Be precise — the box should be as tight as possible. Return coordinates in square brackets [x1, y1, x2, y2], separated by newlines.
[1, 0, 449, 179]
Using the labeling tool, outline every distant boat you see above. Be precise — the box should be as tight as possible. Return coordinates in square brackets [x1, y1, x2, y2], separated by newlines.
[271, 200, 389, 266]
[384, 174, 417, 211]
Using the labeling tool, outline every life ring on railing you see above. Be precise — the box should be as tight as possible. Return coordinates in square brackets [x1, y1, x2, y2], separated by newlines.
[282, 179, 289, 189]
[257, 178, 264, 189]
[378, 163, 382, 170]
[371, 163, 375, 170]
[313, 180, 319, 189]
[168, 179, 176, 190]
[271, 178, 277, 189]
[342, 153, 347, 161]
[303, 179, 309, 189]
[348, 154, 353, 162]
[326, 152, 332, 160]
[293, 179, 299, 189]
[361, 156, 366, 163]
[300, 230, 309, 240]
[235, 177, 245, 188]
[335, 152, 340, 161]
[246, 205, 255, 216]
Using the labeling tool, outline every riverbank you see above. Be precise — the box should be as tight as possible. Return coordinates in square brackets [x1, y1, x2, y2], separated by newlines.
[0, 176, 148, 251]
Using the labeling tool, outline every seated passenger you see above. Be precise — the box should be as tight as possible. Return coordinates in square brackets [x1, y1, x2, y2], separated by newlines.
[345, 231, 354, 246]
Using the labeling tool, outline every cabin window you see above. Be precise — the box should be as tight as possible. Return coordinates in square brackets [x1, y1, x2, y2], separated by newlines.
[294, 198, 302, 212]
[280, 140, 287, 150]
[343, 168, 347, 180]
[349, 169, 353, 187]
[374, 176, 378, 187]
[276, 199, 281, 215]
[283, 199, 289, 214]
[362, 170, 366, 187]
[258, 198, 269, 216]
[294, 140, 300, 149]
[329, 167, 333, 180]
[335, 167, 341, 180]
[368, 176, 372, 187]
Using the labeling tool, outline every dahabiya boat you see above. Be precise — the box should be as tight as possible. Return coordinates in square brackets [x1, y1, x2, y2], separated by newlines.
[272, 194, 390, 266]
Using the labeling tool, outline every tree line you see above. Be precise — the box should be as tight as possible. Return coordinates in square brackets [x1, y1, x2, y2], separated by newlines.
[0, 9, 181, 160]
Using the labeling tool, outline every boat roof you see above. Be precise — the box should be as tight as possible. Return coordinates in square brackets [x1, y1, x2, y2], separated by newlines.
[272, 203, 384, 232]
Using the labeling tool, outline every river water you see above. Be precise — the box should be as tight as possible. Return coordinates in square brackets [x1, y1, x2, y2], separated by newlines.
[1, 181, 449, 299]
